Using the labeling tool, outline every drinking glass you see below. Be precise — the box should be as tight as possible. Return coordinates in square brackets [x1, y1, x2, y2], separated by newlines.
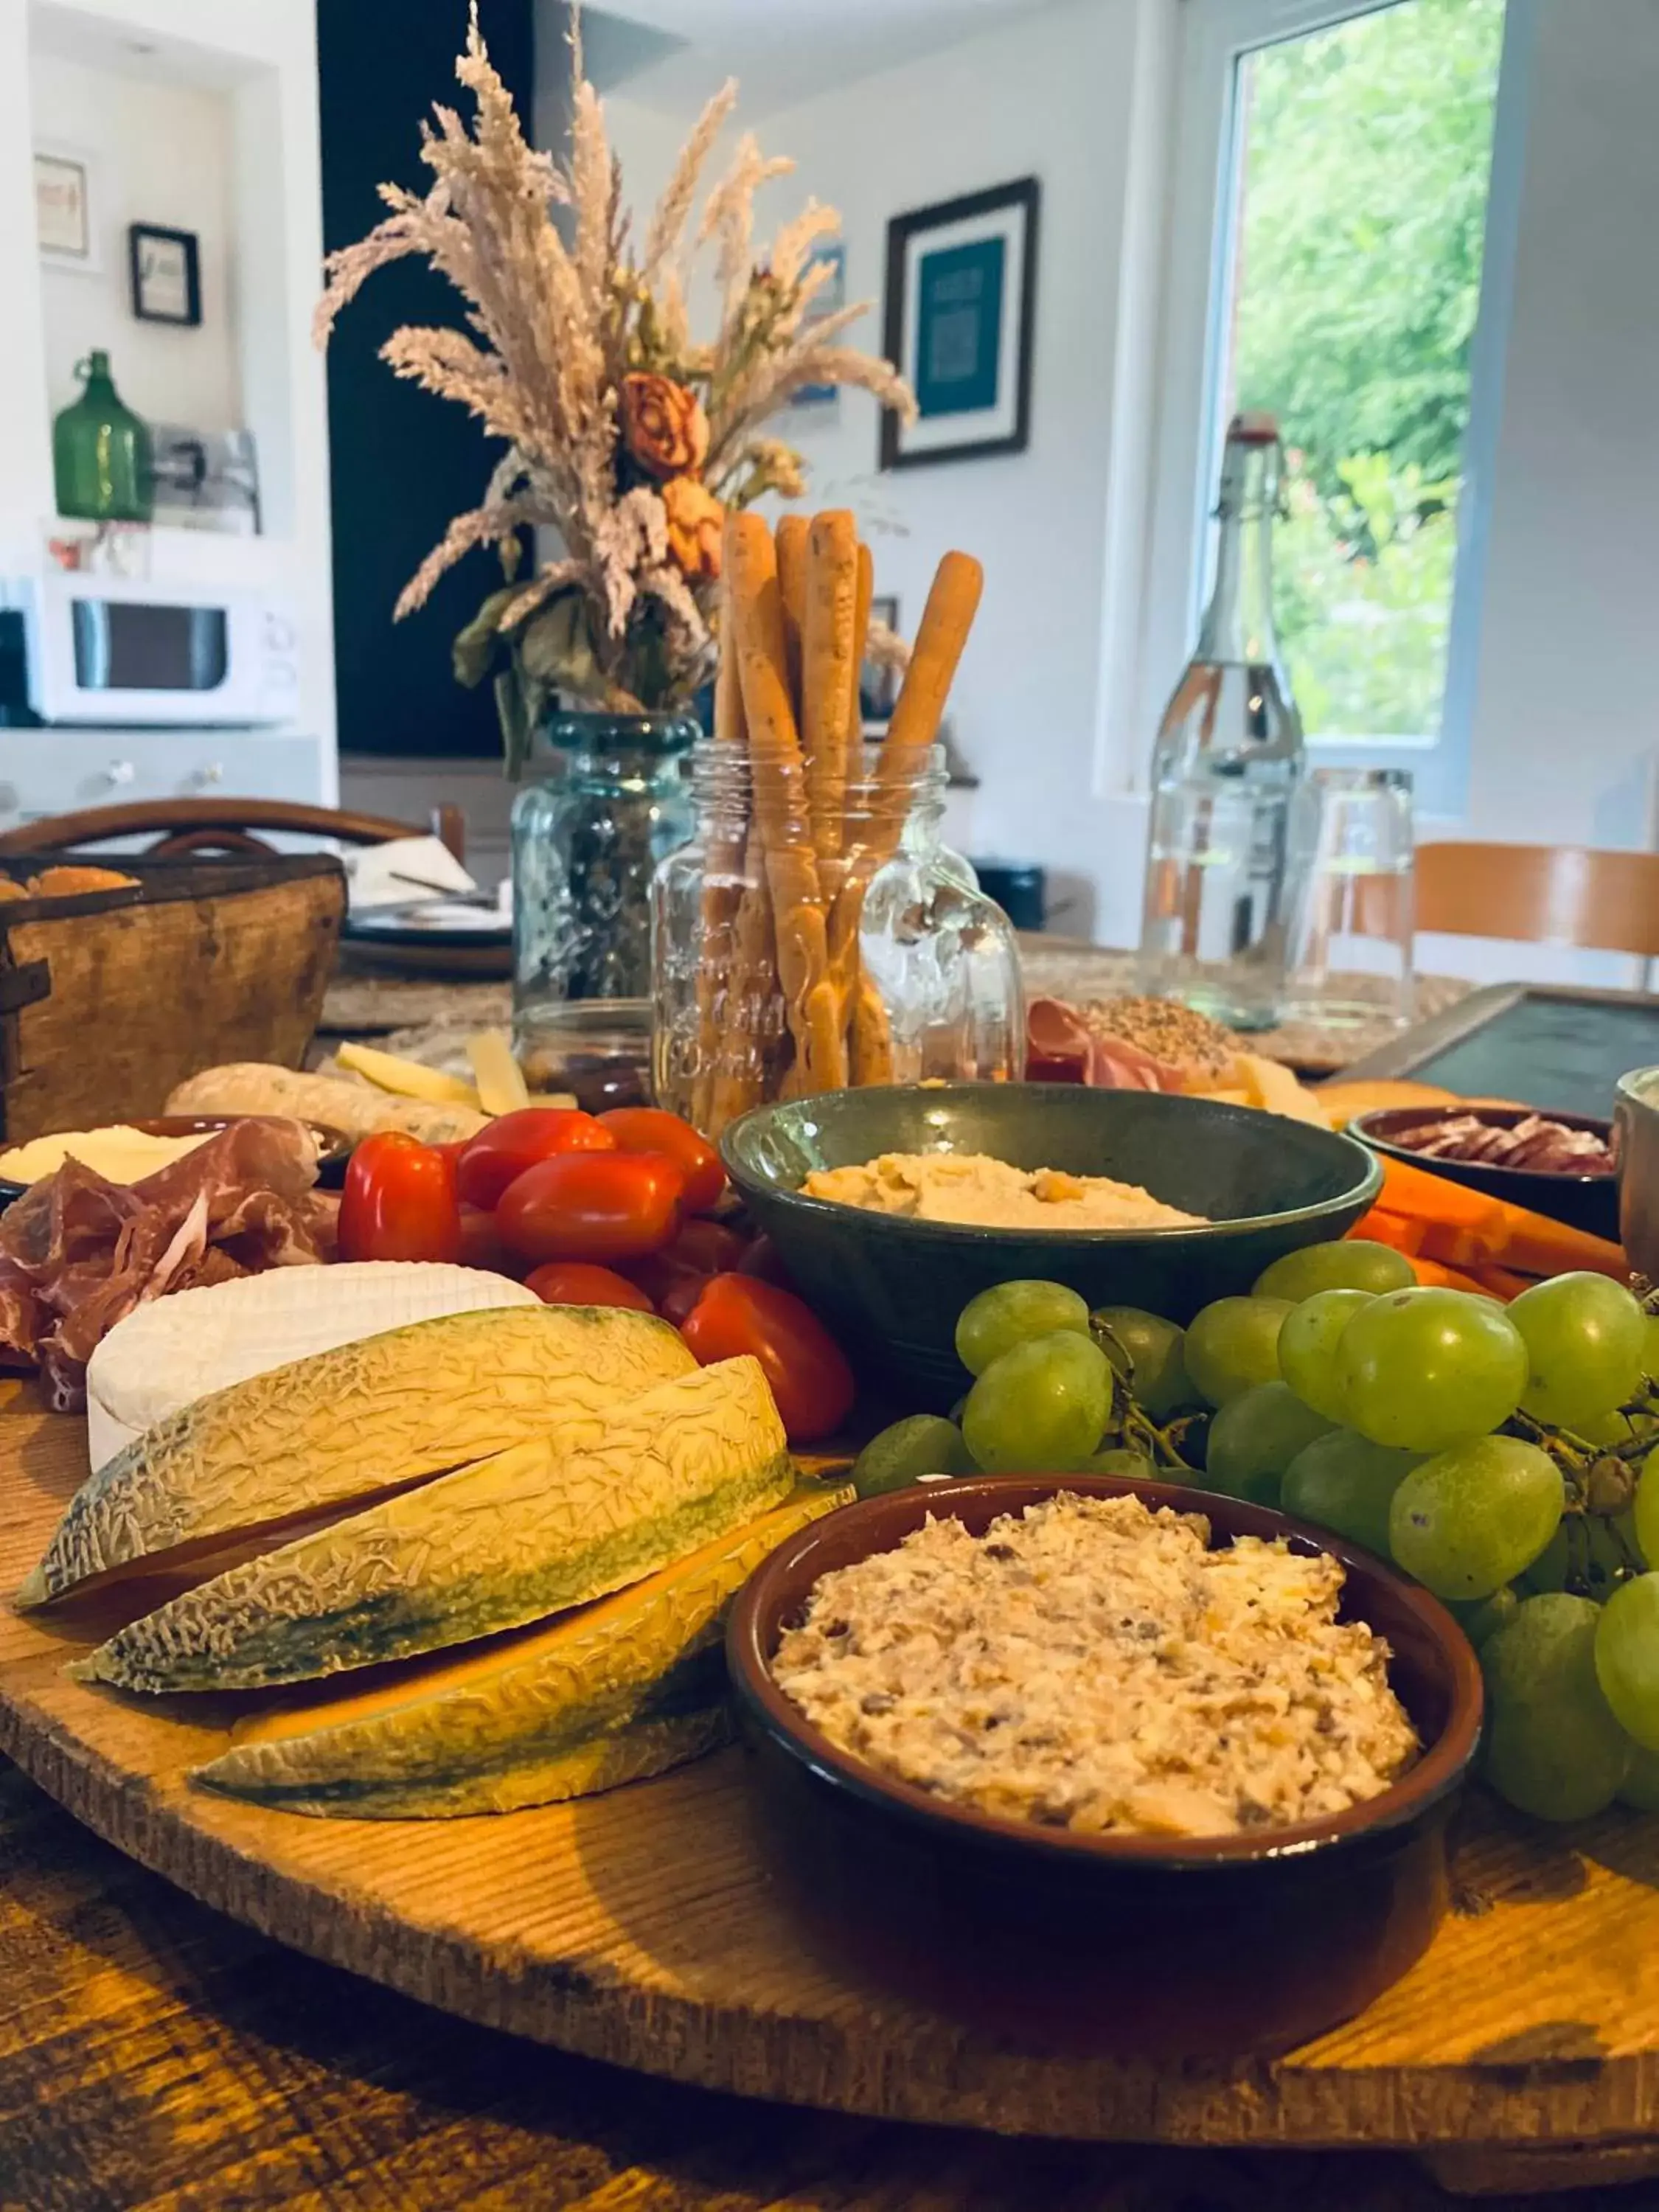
[1284, 768, 1416, 1030]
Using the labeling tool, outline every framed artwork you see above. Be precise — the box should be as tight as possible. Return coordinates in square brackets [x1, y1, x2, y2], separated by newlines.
[880, 177, 1039, 470]
[860, 594, 901, 723]
[35, 147, 100, 273]
[129, 223, 202, 326]
[790, 242, 846, 413]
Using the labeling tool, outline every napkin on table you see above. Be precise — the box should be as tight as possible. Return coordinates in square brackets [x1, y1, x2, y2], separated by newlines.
[346, 835, 478, 913]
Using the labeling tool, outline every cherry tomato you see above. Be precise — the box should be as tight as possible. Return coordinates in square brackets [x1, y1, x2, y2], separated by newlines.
[524, 1262, 655, 1313]
[455, 1107, 613, 1211]
[457, 1203, 515, 1276]
[657, 1273, 711, 1327]
[597, 1107, 726, 1214]
[495, 1150, 684, 1266]
[619, 1218, 748, 1308]
[668, 1217, 748, 1273]
[338, 1132, 461, 1264]
[679, 1274, 855, 1443]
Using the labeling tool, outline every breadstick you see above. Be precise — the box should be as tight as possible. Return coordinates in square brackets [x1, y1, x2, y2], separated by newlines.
[727, 513, 846, 1095]
[883, 549, 984, 763]
[848, 539, 874, 745]
[827, 550, 986, 1062]
[850, 975, 896, 1085]
[802, 510, 857, 871]
[774, 512, 810, 722]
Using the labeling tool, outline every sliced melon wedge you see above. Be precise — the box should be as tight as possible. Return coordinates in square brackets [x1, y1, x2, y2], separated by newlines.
[192, 1481, 853, 1817]
[21, 1303, 695, 1610]
[77, 1357, 793, 1694]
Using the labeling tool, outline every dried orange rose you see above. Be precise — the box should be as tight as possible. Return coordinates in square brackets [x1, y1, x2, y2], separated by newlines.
[620, 372, 709, 479]
[662, 476, 724, 582]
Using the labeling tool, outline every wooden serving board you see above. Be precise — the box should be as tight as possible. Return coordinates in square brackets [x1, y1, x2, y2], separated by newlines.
[3, 1394, 1659, 2197]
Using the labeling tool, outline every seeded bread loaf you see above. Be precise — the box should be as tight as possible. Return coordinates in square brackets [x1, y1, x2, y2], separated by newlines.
[166, 1063, 489, 1144]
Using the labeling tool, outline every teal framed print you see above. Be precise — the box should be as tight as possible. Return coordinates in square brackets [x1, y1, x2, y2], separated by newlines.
[880, 178, 1038, 470]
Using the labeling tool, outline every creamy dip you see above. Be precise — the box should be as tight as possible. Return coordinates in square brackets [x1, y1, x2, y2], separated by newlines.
[801, 1150, 1203, 1231]
[773, 1493, 1419, 1838]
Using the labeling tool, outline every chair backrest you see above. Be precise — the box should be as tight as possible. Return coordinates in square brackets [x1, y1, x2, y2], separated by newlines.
[0, 797, 465, 864]
[1414, 842, 1659, 960]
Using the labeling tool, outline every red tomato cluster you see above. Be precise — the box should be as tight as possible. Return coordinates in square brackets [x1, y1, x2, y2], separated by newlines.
[336, 1104, 852, 1441]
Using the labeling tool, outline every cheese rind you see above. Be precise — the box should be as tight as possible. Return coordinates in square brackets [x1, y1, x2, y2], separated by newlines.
[86, 1262, 539, 1472]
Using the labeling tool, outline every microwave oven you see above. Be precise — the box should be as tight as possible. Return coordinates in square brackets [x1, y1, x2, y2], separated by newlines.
[7, 568, 300, 727]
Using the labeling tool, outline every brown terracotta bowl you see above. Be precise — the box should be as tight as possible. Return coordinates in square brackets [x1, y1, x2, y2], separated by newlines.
[727, 1474, 1483, 2058]
[0, 1116, 353, 1206]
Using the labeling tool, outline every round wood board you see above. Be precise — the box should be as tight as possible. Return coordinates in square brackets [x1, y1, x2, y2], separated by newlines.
[4, 1394, 1659, 2194]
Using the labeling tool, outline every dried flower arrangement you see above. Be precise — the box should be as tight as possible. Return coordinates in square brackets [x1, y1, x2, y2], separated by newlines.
[314, 4, 917, 774]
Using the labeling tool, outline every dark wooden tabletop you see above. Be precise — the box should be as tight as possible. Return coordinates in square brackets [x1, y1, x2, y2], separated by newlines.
[0, 1759, 1627, 2212]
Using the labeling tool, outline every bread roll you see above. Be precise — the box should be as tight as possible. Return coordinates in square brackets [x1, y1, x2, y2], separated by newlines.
[166, 1064, 489, 1144]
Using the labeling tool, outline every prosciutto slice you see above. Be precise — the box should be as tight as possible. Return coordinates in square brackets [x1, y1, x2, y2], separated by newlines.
[1026, 998, 1186, 1093]
[0, 1118, 335, 1411]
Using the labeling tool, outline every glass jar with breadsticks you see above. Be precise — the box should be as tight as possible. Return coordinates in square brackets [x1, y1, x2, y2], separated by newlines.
[652, 512, 1023, 1135]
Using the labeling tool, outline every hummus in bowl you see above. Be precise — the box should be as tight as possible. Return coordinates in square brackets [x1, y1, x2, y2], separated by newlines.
[801, 1151, 1203, 1231]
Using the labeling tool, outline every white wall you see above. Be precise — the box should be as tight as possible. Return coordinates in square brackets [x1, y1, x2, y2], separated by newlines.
[30, 51, 239, 431]
[603, 0, 1173, 943]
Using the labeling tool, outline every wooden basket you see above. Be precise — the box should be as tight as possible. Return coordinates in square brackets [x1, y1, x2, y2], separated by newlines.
[0, 852, 346, 1141]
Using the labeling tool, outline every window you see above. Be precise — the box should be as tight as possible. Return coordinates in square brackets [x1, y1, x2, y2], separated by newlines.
[1147, 0, 1534, 813]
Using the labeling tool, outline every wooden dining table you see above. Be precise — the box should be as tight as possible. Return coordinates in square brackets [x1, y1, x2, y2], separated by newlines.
[0, 1750, 1587, 2212]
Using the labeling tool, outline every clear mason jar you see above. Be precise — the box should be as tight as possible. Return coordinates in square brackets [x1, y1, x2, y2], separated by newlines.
[652, 740, 1025, 1135]
[511, 709, 697, 1098]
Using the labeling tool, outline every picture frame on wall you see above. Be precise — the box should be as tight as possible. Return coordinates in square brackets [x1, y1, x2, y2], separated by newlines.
[34, 145, 101, 274]
[129, 223, 202, 327]
[880, 176, 1039, 470]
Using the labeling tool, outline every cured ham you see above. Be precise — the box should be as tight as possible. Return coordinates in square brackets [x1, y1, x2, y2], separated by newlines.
[0, 1119, 335, 1411]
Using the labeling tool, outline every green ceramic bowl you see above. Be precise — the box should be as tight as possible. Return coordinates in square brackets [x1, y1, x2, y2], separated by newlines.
[720, 1083, 1382, 1405]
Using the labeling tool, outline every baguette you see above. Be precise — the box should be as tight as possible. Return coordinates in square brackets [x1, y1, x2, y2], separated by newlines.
[165, 1064, 490, 1145]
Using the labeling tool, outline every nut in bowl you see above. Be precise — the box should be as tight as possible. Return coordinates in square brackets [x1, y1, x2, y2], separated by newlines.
[726, 1474, 1483, 2057]
[720, 1082, 1381, 1405]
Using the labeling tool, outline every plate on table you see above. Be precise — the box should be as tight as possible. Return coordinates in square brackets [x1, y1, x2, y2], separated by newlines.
[341, 900, 514, 979]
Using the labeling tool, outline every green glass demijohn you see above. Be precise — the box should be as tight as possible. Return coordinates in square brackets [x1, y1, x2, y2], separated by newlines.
[52, 350, 153, 524]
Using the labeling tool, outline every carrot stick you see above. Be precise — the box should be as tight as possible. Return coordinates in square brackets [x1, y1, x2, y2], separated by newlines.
[1470, 1264, 1537, 1301]
[1413, 1258, 1499, 1295]
[1487, 1200, 1628, 1281]
[1376, 1154, 1509, 1242]
[1350, 1207, 1427, 1256]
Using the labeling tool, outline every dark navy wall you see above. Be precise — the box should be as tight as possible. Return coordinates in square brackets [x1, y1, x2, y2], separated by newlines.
[317, 0, 535, 759]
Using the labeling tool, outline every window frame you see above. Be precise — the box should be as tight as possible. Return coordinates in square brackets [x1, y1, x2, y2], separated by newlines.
[1140, 0, 1539, 820]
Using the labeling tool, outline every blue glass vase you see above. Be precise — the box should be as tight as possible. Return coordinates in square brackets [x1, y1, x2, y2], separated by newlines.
[511, 709, 697, 1099]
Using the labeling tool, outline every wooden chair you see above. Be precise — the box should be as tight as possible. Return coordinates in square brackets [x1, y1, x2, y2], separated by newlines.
[0, 798, 466, 866]
[1414, 843, 1659, 962]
